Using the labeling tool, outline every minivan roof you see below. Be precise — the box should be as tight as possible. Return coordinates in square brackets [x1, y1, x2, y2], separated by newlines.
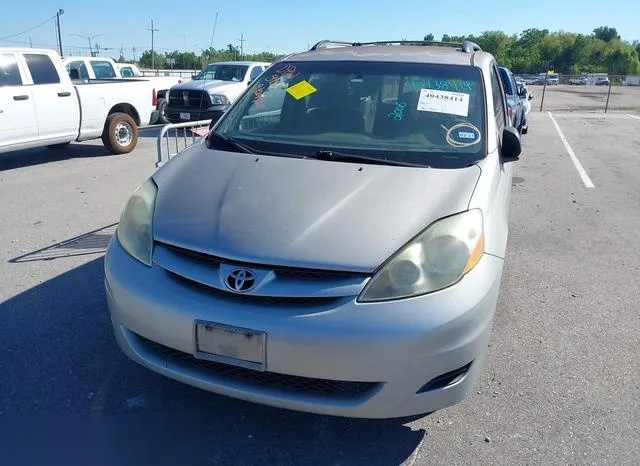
[282, 41, 495, 67]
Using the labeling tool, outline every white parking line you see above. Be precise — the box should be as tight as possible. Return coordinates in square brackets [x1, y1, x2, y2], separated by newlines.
[627, 114, 640, 120]
[548, 112, 595, 188]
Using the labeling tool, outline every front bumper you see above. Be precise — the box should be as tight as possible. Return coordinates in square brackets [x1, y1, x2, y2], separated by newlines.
[104, 237, 505, 419]
[165, 104, 228, 124]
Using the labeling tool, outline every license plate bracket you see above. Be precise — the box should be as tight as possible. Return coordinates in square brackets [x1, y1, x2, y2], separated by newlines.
[194, 321, 266, 371]
[179, 112, 191, 120]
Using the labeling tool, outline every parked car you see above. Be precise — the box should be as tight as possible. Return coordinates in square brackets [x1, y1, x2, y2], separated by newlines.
[1, 48, 156, 154]
[540, 73, 559, 85]
[518, 84, 533, 133]
[595, 77, 610, 86]
[164, 61, 271, 124]
[499, 66, 527, 134]
[569, 76, 588, 85]
[104, 39, 522, 419]
[62, 56, 183, 124]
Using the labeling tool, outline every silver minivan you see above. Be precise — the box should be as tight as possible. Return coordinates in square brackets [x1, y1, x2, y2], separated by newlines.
[105, 40, 521, 419]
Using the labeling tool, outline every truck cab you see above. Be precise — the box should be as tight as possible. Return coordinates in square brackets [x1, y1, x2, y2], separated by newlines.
[164, 61, 271, 124]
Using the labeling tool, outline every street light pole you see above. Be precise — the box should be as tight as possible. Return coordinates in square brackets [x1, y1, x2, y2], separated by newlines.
[56, 9, 64, 57]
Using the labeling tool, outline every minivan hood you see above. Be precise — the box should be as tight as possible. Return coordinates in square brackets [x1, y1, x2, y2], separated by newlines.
[152, 147, 481, 272]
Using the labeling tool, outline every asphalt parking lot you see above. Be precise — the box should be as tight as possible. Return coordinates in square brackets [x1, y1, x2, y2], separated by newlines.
[1, 107, 640, 465]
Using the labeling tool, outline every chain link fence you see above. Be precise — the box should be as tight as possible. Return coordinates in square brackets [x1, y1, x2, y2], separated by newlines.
[517, 73, 640, 113]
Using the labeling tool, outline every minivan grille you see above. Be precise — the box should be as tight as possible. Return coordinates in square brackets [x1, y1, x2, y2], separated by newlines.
[136, 333, 381, 399]
[167, 270, 344, 307]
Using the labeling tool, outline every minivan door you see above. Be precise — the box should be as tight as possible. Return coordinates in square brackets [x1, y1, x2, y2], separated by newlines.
[0, 52, 38, 151]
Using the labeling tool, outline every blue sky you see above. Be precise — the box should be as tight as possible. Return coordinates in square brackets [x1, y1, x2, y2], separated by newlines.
[1, 0, 637, 60]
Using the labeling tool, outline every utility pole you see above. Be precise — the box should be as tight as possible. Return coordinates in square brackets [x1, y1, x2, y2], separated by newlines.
[71, 34, 102, 57]
[238, 33, 246, 60]
[29, 35, 33, 48]
[56, 9, 64, 57]
[132, 46, 136, 62]
[147, 19, 159, 69]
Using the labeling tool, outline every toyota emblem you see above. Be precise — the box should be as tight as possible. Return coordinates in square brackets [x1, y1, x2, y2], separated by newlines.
[225, 268, 256, 293]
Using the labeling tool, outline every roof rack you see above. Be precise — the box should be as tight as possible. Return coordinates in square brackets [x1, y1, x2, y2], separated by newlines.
[309, 40, 482, 53]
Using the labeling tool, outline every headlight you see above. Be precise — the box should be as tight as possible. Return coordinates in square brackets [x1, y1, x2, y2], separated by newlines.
[209, 94, 229, 105]
[116, 178, 157, 266]
[358, 209, 484, 302]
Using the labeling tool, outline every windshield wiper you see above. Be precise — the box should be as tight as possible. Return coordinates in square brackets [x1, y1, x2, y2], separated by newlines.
[210, 132, 255, 154]
[313, 150, 421, 167]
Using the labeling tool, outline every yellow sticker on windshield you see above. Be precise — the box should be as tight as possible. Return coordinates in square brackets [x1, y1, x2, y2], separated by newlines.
[286, 80, 317, 100]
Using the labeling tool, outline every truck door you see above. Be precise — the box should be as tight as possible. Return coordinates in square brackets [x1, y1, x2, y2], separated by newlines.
[0, 52, 38, 151]
[22, 52, 79, 141]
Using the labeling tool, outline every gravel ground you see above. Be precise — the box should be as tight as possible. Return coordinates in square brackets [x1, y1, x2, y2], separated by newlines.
[1, 114, 639, 465]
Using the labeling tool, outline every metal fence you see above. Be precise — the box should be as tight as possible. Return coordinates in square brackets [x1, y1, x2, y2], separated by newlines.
[156, 120, 212, 168]
[520, 74, 640, 113]
[139, 68, 199, 79]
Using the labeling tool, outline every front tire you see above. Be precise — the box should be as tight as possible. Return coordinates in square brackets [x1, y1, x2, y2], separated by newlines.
[101, 112, 138, 154]
[156, 98, 170, 125]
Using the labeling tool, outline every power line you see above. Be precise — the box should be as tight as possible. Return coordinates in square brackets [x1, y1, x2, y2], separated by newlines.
[0, 15, 56, 40]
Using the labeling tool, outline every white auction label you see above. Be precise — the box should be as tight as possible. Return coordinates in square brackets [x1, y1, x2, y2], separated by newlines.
[417, 89, 470, 117]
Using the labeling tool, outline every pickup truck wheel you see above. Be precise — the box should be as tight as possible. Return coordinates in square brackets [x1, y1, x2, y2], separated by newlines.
[156, 98, 170, 124]
[102, 112, 138, 154]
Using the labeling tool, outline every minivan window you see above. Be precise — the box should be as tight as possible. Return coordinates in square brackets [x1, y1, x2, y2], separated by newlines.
[24, 54, 60, 85]
[213, 60, 487, 168]
[0, 54, 22, 87]
[490, 66, 506, 129]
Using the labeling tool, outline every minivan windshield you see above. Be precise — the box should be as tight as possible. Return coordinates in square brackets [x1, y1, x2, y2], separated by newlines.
[194, 64, 249, 82]
[211, 60, 487, 168]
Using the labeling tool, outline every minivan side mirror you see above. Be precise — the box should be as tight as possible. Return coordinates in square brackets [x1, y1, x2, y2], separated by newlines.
[501, 126, 521, 162]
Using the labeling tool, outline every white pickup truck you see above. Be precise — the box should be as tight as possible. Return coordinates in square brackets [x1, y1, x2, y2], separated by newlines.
[62, 56, 184, 124]
[1, 48, 157, 155]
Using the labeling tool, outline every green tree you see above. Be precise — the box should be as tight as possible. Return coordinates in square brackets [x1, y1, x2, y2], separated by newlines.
[592, 26, 620, 42]
[424, 33, 434, 41]
[441, 34, 467, 43]
[138, 50, 165, 69]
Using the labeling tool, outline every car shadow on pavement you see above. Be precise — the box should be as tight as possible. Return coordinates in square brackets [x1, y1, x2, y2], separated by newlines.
[0, 144, 117, 171]
[0, 257, 426, 466]
[9, 223, 117, 263]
